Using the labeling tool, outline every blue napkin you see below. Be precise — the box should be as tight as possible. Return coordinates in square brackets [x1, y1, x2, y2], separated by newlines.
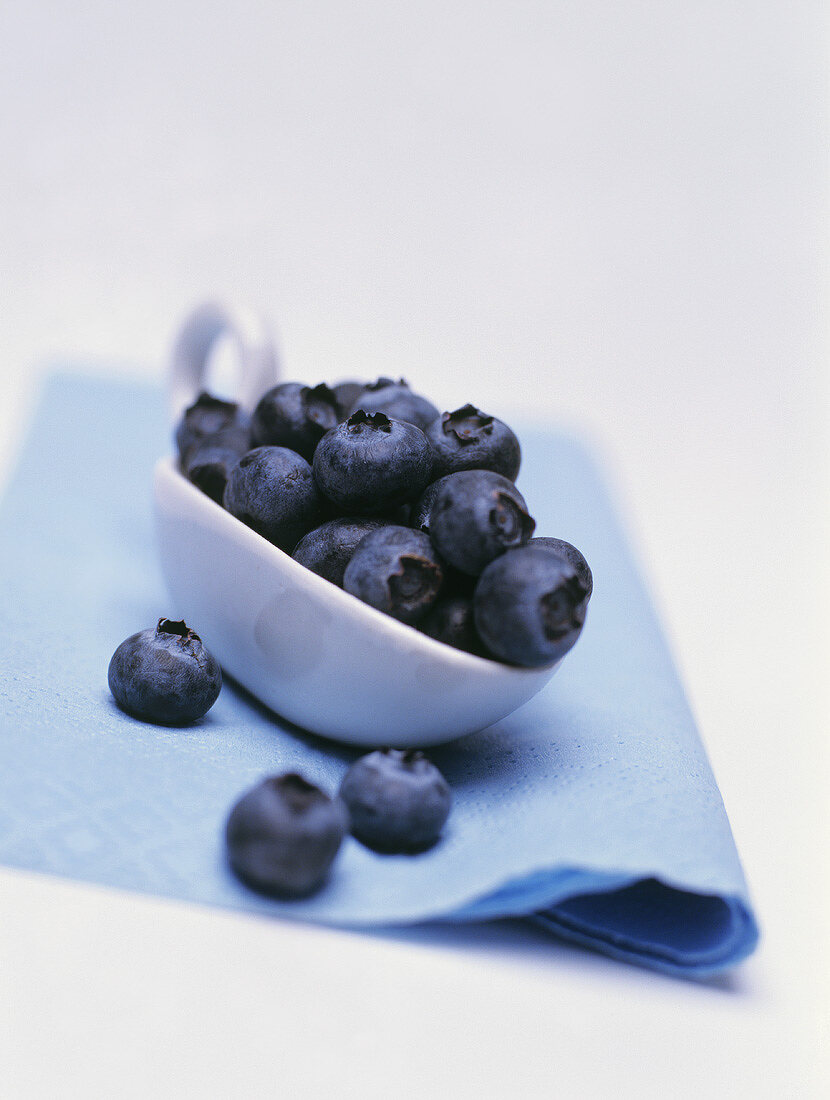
[0, 373, 758, 977]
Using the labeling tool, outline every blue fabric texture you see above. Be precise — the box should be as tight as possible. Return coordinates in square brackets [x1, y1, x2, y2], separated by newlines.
[0, 374, 759, 976]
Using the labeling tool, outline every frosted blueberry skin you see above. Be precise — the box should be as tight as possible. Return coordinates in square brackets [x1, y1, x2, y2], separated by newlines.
[339, 749, 452, 854]
[343, 526, 444, 625]
[474, 545, 589, 667]
[108, 618, 222, 725]
[347, 378, 439, 431]
[223, 446, 324, 553]
[313, 411, 434, 514]
[175, 392, 250, 462]
[292, 517, 391, 587]
[426, 404, 521, 481]
[182, 427, 251, 504]
[419, 596, 487, 657]
[529, 537, 593, 602]
[226, 774, 349, 898]
[429, 470, 536, 576]
[250, 382, 340, 461]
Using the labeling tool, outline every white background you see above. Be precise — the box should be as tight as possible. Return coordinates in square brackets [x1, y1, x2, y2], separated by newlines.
[0, 2, 827, 1096]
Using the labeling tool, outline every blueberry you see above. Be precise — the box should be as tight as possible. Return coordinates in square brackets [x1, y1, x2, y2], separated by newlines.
[175, 392, 249, 462]
[339, 749, 451, 853]
[250, 382, 340, 461]
[226, 773, 349, 898]
[420, 596, 487, 657]
[426, 404, 521, 481]
[292, 517, 391, 587]
[182, 427, 251, 503]
[410, 474, 453, 534]
[108, 618, 222, 725]
[348, 378, 439, 431]
[474, 545, 589, 667]
[223, 446, 324, 552]
[343, 526, 443, 624]
[330, 380, 367, 420]
[529, 537, 593, 602]
[428, 470, 535, 576]
[313, 411, 434, 514]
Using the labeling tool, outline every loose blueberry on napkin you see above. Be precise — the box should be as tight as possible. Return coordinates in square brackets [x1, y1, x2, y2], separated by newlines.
[108, 618, 222, 725]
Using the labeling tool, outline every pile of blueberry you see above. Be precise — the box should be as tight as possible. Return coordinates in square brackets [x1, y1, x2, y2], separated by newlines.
[176, 377, 592, 668]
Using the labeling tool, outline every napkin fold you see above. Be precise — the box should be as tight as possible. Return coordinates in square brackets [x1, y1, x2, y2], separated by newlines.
[0, 373, 758, 976]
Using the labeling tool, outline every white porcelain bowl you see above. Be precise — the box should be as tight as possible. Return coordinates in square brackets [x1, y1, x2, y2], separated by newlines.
[154, 302, 561, 746]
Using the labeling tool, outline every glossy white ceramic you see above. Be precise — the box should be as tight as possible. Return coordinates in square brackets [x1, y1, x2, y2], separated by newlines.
[154, 303, 561, 746]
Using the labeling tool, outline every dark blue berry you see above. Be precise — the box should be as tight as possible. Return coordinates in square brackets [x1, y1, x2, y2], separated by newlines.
[420, 596, 487, 657]
[182, 427, 251, 503]
[223, 446, 323, 552]
[108, 618, 222, 725]
[426, 404, 521, 481]
[175, 392, 249, 461]
[339, 749, 451, 853]
[529, 537, 593, 602]
[429, 470, 535, 576]
[292, 517, 391, 587]
[474, 545, 588, 667]
[348, 378, 439, 431]
[410, 474, 453, 534]
[343, 526, 443, 624]
[226, 773, 349, 898]
[330, 380, 367, 420]
[313, 411, 433, 514]
[250, 382, 340, 461]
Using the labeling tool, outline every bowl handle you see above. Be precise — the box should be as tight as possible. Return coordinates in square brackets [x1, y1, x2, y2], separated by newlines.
[169, 301, 280, 423]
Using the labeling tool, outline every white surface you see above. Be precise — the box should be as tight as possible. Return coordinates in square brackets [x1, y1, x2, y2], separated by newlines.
[0, 2, 826, 1097]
